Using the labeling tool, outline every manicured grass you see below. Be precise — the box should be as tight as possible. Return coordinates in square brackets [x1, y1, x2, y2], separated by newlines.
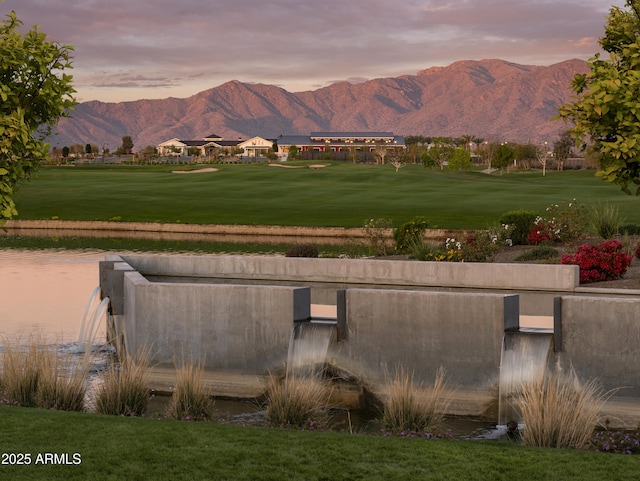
[12, 163, 640, 228]
[0, 235, 367, 256]
[1, 406, 638, 480]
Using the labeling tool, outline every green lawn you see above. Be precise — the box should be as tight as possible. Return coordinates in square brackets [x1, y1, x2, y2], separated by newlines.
[12, 163, 640, 228]
[0, 406, 637, 481]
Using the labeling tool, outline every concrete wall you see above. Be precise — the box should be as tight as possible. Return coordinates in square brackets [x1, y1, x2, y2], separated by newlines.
[122, 269, 310, 373]
[330, 289, 518, 407]
[117, 254, 579, 292]
[556, 295, 640, 397]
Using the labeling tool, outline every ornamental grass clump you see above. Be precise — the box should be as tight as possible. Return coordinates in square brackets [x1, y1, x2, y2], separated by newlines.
[561, 239, 633, 284]
[264, 373, 331, 429]
[36, 347, 88, 412]
[0, 335, 88, 411]
[0, 335, 42, 407]
[381, 368, 450, 435]
[95, 348, 151, 416]
[517, 370, 608, 449]
[166, 361, 215, 421]
[589, 203, 625, 239]
[393, 217, 429, 253]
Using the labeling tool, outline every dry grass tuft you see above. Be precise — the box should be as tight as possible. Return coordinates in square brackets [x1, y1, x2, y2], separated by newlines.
[264, 373, 331, 429]
[36, 347, 88, 412]
[381, 367, 450, 434]
[1, 334, 89, 411]
[95, 348, 151, 416]
[1, 335, 43, 407]
[518, 370, 608, 449]
[165, 361, 215, 421]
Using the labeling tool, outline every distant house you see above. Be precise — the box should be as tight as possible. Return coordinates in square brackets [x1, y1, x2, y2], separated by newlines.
[157, 134, 241, 157]
[237, 136, 275, 158]
[276, 132, 406, 162]
[157, 134, 274, 158]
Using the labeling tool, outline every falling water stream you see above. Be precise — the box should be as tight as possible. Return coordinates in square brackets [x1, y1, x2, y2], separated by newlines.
[498, 330, 553, 426]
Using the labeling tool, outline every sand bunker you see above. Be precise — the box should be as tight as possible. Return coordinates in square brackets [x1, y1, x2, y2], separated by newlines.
[171, 167, 219, 174]
[268, 163, 329, 169]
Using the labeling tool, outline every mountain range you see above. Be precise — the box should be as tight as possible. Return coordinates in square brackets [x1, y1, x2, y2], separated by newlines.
[50, 58, 588, 151]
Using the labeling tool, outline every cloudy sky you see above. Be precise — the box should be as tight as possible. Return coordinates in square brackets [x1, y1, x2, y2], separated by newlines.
[5, 0, 626, 103]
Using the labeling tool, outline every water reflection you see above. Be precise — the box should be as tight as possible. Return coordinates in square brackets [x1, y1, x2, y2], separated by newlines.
[0, 249, 104, 342]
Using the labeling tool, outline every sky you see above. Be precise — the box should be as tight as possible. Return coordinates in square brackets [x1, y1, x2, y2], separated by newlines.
[4, 0, 627, 103]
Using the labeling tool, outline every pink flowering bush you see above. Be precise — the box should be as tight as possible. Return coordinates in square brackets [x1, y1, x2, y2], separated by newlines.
[561, 240, 633, 284]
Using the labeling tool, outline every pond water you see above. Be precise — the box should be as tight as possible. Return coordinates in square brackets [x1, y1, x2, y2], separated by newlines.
[0, 249, 105, 343]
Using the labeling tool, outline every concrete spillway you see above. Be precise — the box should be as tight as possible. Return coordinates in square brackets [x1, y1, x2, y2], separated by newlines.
[99, 254, 640, 427]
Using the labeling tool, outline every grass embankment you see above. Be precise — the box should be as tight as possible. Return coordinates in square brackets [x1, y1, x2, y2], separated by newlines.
[12, 163, 640, 229]
[1, 406, 638, 481]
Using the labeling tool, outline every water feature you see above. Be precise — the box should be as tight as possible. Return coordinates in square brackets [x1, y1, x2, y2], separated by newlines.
[498, 330, 553, 426]
[286, 320, 336, 379]
[72, 293, 111, 354]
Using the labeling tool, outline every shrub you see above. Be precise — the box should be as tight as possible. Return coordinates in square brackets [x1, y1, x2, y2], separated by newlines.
[515, 245, 560, 262]
[635, 241, 640, 260]
[561, 239, 633, 284]
[95, 349, 151, 416]
[527, 219, 556, 245]
[264, 373, 331, 429]
[543, 199, 589, 243]
[381, 368, 450, 435]
[166, 361, 215, 421]
[362, 217, 393, 257]
[407, 237, 462, 262]
[499, 210, 537, 245]
[518, 370, 607, 449]
[589, 203, 625, 239]
[393, 217, 429, 253]
[460, 229, 502, 262]
[619, 223, 640, 235]
[285, 244, 319, 258]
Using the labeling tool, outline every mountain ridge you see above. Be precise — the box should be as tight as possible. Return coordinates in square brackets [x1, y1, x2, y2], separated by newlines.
[50, 58, 588, 150]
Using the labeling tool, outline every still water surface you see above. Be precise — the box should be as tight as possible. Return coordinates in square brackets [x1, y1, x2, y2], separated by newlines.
[0, 249, 105, 342]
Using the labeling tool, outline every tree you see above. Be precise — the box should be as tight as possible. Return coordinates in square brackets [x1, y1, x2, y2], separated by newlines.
[387, 148, 408, 172]
[0, 9, 76, 220]
[536, 143, 550, 176]
[287, 145, 300, 161]
[553, 130, 574, 171]
[448, 148, 472, 171]
[372, 143, 389, 165]
[512, 143, 538, 169]
[477, 141, 499, 174]
[69, 143, 84, 157]
[119, 135, 134, 154]
[85, 143, 92, 155]
[422, 143, 453, 170]
[494, 144, 515, 173]
[557, 0, 640, 194]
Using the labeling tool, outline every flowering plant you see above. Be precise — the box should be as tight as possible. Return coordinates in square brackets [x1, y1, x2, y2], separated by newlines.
[634, 241, 640, 260]
[527, 217, 557, 245]
[561, 239, 633, 284]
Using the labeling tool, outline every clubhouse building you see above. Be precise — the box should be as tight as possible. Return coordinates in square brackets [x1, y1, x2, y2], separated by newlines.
[157, 132, 406, 162]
